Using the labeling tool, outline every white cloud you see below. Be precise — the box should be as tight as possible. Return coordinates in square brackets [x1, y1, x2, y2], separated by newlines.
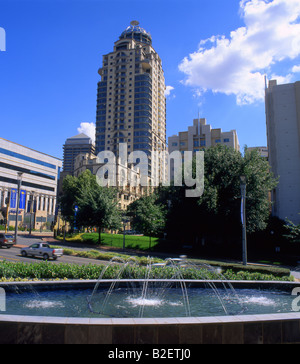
[179, 0, 300, 105]
[270, 73, 293, 85]
[77, 122, 96, 142]
[165, 85, 175, 97]
[292, 65, 300, 73]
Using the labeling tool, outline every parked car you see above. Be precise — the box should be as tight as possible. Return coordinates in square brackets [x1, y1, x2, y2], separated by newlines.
[20, 243, 64, 261]
[0, 234, 15, 248]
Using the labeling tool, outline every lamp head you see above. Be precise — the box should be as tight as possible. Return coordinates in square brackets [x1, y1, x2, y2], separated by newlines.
[240, 175, 246, 184]
[17, 172, 23, 181]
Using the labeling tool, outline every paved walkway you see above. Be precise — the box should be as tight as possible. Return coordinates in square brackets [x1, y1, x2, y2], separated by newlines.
[291, 270, 300, 281]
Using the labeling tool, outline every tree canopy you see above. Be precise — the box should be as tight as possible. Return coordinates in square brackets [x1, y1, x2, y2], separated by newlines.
[136, 145, 278, 246]
[284, 218, 300, 243]
[60, 170, 122, 240]
[197, 145, 278, 234]
[127, 193, 166, 238]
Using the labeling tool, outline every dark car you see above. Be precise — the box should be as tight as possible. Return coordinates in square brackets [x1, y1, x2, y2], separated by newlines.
[0, 234, 15, 248]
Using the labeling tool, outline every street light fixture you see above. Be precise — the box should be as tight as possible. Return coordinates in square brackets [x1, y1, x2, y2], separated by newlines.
[14, 172, 23, 245]
[29, 191, 37, 235]
[240, 175, 247, 266]
[122, 215, 131, 250]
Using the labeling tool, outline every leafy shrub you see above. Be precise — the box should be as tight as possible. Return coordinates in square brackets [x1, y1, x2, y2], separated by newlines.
[0, 261, 292, 282]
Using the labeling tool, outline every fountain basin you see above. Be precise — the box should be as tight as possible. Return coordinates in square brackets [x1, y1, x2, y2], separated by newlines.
[0, 280, 300, 344]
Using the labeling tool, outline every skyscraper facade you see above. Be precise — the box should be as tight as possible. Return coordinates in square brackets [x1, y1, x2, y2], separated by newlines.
[95, 21, 167, 183]
[265, 79, 300, 224]
[63, 133, 95, 174]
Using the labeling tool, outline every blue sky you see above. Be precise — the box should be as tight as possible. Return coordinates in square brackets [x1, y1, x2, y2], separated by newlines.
[0, 0, 300, 160]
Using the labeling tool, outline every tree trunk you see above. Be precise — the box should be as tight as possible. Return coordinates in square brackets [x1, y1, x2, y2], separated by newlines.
[98, 227, 101, 245]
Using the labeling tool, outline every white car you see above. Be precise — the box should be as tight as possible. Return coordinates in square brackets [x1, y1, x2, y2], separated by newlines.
[21, 243, 64, 261]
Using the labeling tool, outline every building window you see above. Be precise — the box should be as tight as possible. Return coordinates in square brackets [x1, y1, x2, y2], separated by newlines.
[223, 138, 230, 143]
[0, 148, 57, 170]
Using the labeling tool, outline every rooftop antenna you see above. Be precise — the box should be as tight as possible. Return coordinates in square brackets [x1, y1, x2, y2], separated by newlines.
[264, 74, 268, 90]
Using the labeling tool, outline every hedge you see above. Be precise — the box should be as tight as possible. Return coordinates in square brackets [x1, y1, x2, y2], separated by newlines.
[0, 260, 293, 282]
[188, 259, 291, 278]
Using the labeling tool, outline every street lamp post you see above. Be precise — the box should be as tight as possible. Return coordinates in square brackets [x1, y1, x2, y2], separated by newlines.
[14, 172, 23, 245]
[122, 215, 129, 250]
[240, 175, 247, 266]
[4, 189, 11, 234]
[29, 191, 36, 236]
[122, 215, 133, 250]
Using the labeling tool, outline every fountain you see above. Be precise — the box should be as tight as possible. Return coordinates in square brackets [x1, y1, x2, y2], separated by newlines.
[86, 256, 246, 318]
[0, 256, 299, 344]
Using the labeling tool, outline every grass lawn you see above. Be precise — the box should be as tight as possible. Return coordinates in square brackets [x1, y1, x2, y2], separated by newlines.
[55, 233, 292, 280]
[60, 232, 160, 251]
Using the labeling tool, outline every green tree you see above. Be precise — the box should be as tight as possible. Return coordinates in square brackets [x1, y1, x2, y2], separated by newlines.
[284, 218, 300, 243]
[60, 170, 122, 241]
[197, 145, 277, 233]
[77, 183, 122, 243]
[158, 145, 278, 247]
[60, 174, 79, 227]
[128, 193, 166, 248]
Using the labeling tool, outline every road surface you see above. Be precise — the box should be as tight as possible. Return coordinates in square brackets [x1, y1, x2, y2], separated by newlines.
[0, 235, 109, 266]
[1, 235, 299, 280]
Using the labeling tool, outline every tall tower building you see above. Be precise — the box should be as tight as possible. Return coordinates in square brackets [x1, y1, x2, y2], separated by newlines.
[95, 21, 167, 183]
[265, 79, 300, 224]
[63, 133, 95, 174]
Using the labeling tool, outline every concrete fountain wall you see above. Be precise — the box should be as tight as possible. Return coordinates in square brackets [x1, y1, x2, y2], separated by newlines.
[1, 280, 300, 344]
[2, 311, 300, 344]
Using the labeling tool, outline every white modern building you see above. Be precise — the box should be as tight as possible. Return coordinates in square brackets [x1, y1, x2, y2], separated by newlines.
[0, 137, 62, 230]
[265, 80, 300, 224]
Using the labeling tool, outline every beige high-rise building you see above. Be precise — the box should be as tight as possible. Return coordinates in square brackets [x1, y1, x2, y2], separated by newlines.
[247, 147, 268, 159]
[168, 118, 240, 154]
[265, 79, 300, 224]
[168, 118, 240, 183]
[95, 21, 167, 184]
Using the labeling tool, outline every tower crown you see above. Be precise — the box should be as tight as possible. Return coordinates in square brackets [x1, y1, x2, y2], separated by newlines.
[120, 20, 152, 45]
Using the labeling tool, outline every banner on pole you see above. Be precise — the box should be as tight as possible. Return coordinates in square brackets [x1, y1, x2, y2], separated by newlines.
[10, 189, 17, 209]
[10, 189, 26, 210]
[19, 190, 26, 210]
